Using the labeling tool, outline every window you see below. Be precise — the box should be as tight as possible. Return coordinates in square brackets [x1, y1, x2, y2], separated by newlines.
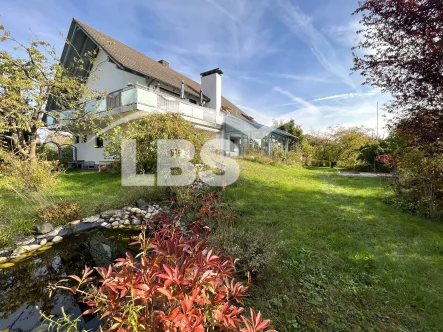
[96, 136, 104, 148]
[75, 135, 87, 143]
[189, 99, 197, 104]
[230, 138, 236, 152]
[106, 92, 122, 109]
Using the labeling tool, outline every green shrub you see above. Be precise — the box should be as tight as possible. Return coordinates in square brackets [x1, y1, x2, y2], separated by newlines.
[389, 149, 443, 220]
[0, 150, 60, 193]
[104, 113, 212, 174]
[242, 148, 301, 166]
[210, 226, 283, 280]
[37, 201, 80, 225]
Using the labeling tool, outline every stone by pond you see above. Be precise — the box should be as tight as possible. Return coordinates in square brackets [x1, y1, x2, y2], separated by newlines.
[0, 228, 138, 331]
[0, 202, 168, 331]
[0, 204, 167, 268]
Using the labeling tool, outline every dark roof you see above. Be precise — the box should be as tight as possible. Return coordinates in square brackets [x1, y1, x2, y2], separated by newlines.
[69, 19, 253, 122]
[244, 120, 297, 138]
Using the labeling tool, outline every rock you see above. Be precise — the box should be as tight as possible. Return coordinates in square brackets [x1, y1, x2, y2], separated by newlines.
[74, 222, 99, 233]
[118, 225, 125, 229]
[111, 221, 119, 227]
[0, 248, 12, 256]
[136, 213, 141, 218]
[12, 247, 27, 256]
[101, 209, 123, 219]
[109, 217, 115, 222]
[70, 220, 81, 226]
[0, 262, 15, 269]
[82, 215, 101, 223]
[16, 236, 35, 246]
[118, 219, 125, 225]
[36, 226, 63, 239]
[35, 222, 54, 235]
[104, 223, 112, 229]
[58, 228, 73, 237]
[40, 239, 47, 246]
[101, 222, 109, 228]
[102, 244, 112, 259]
[124, 219, 131, 225]
[52, 236, 63, 243]
[126, 206, 132, 212]
[136, 198, 147, 207]
[133, 219, 141, 226]
[22, 244, 41, 252]
[0, 257, 8, 264]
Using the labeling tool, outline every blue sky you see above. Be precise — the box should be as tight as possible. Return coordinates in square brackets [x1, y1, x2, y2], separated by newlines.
[1, 0, 391, 134]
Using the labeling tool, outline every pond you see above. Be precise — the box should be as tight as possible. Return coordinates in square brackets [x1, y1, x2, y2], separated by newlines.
[0, 228, 138, 332]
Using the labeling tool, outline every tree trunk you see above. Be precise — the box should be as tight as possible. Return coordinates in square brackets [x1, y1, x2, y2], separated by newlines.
[29, 140, 37, 160]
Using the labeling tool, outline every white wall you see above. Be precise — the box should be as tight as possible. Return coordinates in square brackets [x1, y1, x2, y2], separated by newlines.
[86, 49, 143, 93]
[74, 133, 112, 164]
[201, 73, 222, 115]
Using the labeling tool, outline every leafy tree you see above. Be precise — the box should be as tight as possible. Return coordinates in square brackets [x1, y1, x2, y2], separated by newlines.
[104, 113, 212, 173]
[273, 119, 303, 150]
[358, 139, 392, 172]
[352, 0, 443, 152]
[0, 23, 106, 160]
[315, 126, 372, 168]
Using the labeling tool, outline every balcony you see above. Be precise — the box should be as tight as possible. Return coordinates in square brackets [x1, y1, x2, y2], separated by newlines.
[104, 84, 224, 130]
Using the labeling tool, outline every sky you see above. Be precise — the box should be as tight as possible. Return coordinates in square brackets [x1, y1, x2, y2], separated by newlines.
[0, 0, 391, 135]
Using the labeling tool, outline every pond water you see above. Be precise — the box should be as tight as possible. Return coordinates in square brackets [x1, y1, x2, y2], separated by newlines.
[0, 229, 138, 332]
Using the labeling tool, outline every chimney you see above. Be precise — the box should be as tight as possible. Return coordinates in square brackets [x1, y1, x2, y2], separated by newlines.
[158, 59, 169, 68]
[200, 68, 223, 114]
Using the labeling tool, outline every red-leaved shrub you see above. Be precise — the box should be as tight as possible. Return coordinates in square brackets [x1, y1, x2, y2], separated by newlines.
[51, 214, 276, 331]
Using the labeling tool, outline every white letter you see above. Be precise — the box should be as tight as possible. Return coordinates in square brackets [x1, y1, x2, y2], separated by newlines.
[200, 139, 240, 187]
[121, 139, 155, 186]
[157, 139, 196, 186]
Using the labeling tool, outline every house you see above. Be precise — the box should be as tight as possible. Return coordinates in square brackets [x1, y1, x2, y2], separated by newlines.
[52, 19, 295, 165]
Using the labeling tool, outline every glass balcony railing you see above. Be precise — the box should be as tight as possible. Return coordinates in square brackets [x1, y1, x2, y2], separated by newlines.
[105, 84, 224, 128]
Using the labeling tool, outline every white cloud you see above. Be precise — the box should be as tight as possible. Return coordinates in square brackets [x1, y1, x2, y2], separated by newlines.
[311, 90, 378, 102]
[272, 0, 358, 91]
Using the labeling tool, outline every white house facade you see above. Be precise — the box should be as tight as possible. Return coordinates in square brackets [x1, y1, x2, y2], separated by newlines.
[49, 19, 295, 166]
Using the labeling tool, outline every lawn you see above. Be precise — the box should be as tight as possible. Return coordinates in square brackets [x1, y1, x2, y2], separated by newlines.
[223, 160, 443, 331]
[0, 171, 165, 247]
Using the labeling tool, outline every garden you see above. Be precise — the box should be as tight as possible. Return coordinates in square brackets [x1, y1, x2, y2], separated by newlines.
[1, 0, 443, 330]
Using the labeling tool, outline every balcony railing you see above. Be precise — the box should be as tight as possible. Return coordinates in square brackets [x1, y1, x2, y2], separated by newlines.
[105, 84, 224, 128]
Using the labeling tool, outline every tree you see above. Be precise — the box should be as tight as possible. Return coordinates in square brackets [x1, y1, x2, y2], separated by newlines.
[314, 126, 372, 168]
[104, 113, 212, 173]
[0, 23, 106, 160]
[352, 0, 443, 152]
[273, 119, 303, 149]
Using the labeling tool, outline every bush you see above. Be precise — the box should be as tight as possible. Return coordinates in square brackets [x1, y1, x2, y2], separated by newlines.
[50, 218, 276, 331]
[242, 148, 301, 166]
[210, 226, 282, 280]
[388, 149, 443, 220]
[0, 151, 60, 193]
[37, 201, 80, 225]
[358, 140, 393, 172]
[104, 113, 212, 174]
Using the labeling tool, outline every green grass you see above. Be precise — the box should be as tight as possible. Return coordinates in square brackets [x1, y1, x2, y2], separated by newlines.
[0, 171, 165, 247]
[223, 160, 443, 331]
